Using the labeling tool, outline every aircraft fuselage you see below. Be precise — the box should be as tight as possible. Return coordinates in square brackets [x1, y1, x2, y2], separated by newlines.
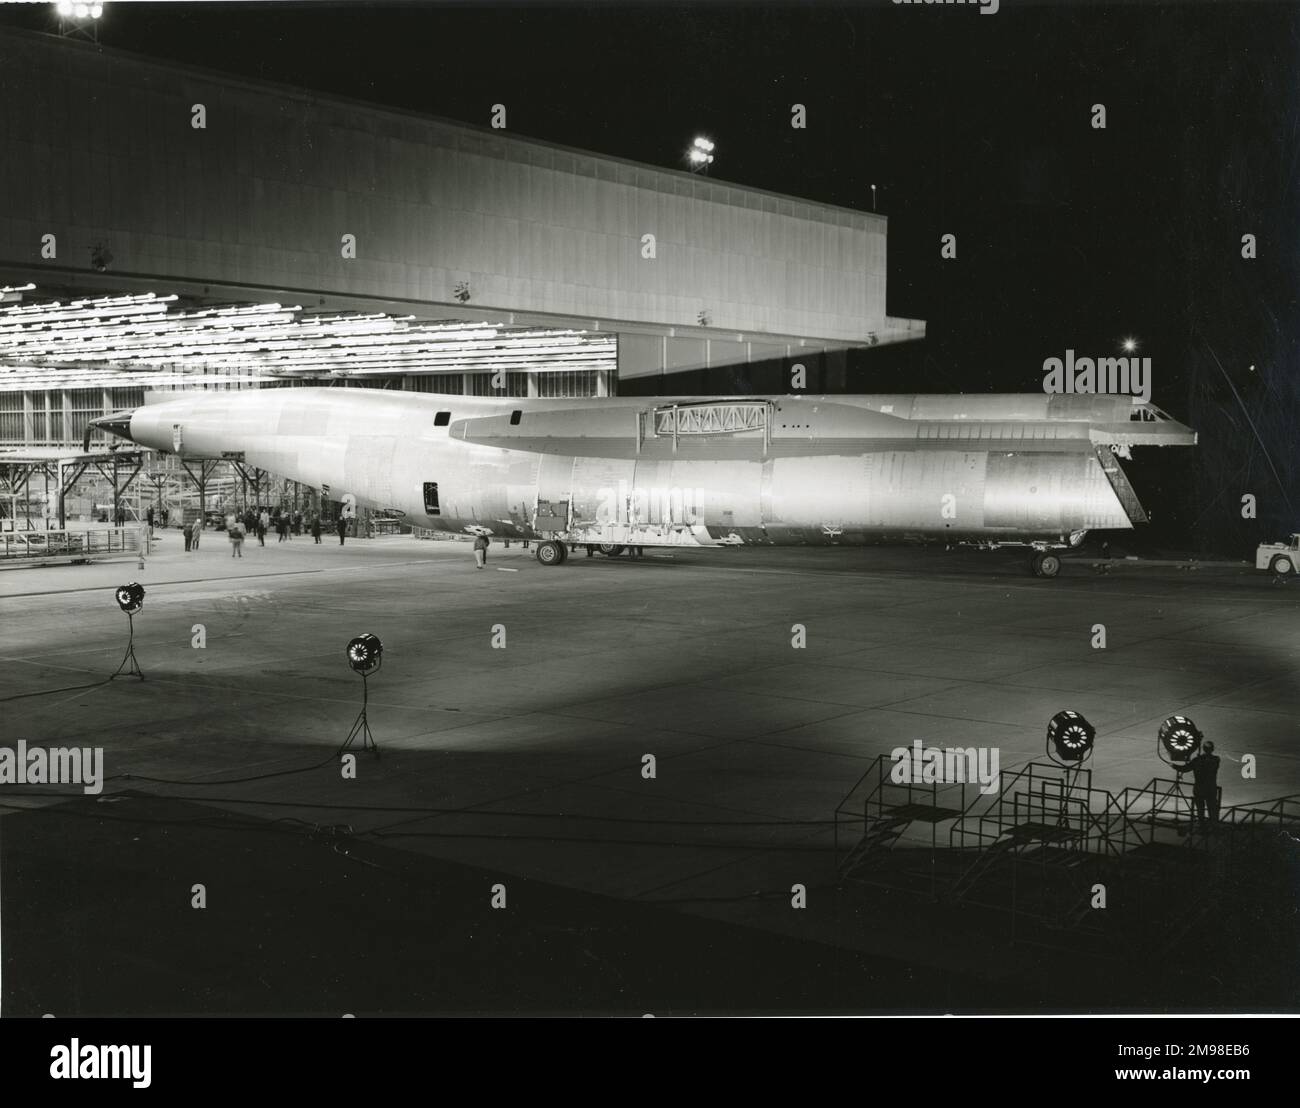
[104, 388, 1195, 550]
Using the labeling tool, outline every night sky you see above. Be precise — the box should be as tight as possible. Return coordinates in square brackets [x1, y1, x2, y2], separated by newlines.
[2, 1, 1296, 553]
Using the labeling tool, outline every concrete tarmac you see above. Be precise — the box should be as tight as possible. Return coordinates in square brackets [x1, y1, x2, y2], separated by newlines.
[2, 529, 1297, 1012]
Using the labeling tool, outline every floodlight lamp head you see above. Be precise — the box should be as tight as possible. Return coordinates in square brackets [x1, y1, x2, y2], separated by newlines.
[114, 582, 145, 615]
[346, 634, 383, 676]
[1046, 709, 1095, 765]
[1158, 715, 1202, 762]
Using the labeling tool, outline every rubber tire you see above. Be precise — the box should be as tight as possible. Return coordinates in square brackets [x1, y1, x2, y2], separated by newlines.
[535, 540, 564, 566]
[599, 543, 625, 557]
[1271, 556, 1294, 576]
[1032, 552, 1062, 579]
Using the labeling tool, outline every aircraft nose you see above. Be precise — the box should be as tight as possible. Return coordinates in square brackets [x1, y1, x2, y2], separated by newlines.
[1163, 418, 1198, 447]
[84, 409, 137, 451]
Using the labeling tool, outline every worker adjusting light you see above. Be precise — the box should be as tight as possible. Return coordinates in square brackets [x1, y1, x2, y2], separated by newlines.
[1045, 709, 1095, 765]
[346, 633, 383, 676]
[114, 581, 145, 615]
[1158, 715, 1202, 764]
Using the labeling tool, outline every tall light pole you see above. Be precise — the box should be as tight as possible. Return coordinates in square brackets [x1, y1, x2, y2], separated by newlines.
[870, 184, 878, 211]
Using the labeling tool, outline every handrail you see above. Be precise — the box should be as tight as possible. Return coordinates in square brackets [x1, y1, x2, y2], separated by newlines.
[1220, 794, 1300, 829]
[839, 758, 1300, 881]
[0, 525, 145, 560]
[833, 753, 971, 876]
[950, 761, 1126, 857]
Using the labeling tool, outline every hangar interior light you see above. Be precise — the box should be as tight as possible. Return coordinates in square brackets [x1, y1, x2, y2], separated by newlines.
[0, 291, 616, 390]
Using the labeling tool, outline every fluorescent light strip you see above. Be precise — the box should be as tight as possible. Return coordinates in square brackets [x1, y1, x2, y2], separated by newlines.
[0, 293, 614, 388]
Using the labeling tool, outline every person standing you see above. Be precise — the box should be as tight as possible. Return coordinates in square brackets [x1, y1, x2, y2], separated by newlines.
[183, 519, 193, 552]
[191, 518, 201, 549]
[311, 515, 322, 544]
[1172, 741, 1222, 833]
[473, 533, 489, 569]
[257, 508, 268, 546]
[229, 518, 245, 559]
[337, 515, 348, 545]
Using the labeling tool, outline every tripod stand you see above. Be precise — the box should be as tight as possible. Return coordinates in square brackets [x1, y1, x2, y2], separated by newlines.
[111, 612, 145, 681]
[338, 671, 380, 758]
[1055, 762, 1088, 832]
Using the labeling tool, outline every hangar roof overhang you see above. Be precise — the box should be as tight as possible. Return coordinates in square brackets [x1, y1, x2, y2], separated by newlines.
[0, 266, 927, 378]
[0, 273, 925, 392]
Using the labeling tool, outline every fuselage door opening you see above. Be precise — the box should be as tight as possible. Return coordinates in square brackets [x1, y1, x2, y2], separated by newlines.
[423, 482, 440, 516]
[533, 498, 570, 534]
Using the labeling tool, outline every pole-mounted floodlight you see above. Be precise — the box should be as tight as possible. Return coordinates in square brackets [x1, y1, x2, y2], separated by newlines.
[338, 634, 382, 758]
[55, 1, 105, 41]
[687, 136, 715, 173]
[56, 2, 104, 18]
[1157, 714, 1202, 766]
[111, 582, 145, 680]
[1045, 709, 1095, 766]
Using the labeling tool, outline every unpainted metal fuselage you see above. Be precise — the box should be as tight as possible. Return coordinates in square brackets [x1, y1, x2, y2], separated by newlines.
[100, 389, 1196, 549]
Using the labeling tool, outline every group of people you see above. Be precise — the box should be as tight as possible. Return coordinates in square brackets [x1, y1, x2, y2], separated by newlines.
[170, 507, 346, 554]
[244, 507, 317, 546]
[221, 507, 330, 556]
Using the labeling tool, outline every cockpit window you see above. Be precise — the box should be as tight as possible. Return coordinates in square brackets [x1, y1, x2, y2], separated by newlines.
[1129, 405, 1166, 423]
[434, 411, 451, 426]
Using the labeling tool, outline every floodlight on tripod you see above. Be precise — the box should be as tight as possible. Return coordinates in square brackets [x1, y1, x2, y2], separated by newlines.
[1157, 714, 1202, 768]
[338, 634, 382, 758]
[110, 582, 145, 680]
[1045, 709, 1095, 767]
